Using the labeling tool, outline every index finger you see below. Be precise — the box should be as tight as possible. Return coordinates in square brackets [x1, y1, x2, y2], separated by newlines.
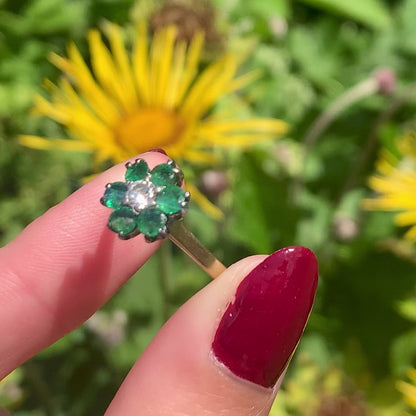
[0, 151, 168, 378]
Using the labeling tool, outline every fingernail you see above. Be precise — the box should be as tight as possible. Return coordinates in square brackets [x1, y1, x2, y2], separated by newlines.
[149, 148, 167, 155]
[212, 246, 318, 388]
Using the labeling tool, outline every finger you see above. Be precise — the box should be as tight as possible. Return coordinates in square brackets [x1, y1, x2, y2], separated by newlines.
[0, 151, 169, 378]
[105, 246, 318, 416]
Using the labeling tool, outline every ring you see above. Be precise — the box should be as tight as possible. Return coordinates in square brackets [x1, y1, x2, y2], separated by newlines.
[100, 158, 226, 279]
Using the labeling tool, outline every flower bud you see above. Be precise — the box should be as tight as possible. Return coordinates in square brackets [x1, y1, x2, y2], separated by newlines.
[373, 68, 396, 95]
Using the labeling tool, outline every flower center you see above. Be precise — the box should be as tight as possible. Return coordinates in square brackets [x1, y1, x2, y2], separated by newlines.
[115, 108, 186, 153]
[126, 180, 157, 213]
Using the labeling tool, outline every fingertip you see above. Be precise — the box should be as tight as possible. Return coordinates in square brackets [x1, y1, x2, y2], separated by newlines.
[212, 246, 318, 387]
[105, 248, 318, 415]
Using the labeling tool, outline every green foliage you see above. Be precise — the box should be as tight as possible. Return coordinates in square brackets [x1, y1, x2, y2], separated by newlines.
[227, 153, 301, 253]
[297, 0, 391, 29]
[2, 0, 416, 415]
[0, 0, 88, 36]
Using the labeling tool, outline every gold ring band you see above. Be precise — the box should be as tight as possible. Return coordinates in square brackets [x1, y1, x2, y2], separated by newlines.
[168, 221, 226, 279]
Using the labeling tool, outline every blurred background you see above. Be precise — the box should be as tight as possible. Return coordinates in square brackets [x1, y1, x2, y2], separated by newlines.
[1, 0, 416, 415]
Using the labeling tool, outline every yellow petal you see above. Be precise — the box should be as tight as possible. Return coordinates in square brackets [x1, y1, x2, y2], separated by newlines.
[181, 149, 221, 164]
[152, 26, 177, 106]
[88, 29, 131, 112]
[186, 183, 224, 220]
[132, 22, 151, 104]
[395, 211, 416, 226]
[105, 22, 138, 108]
[198, 132, 284, 147]
[375, 150, 397, 175]
[51, 46, 119, 124]
[165, 39, 186, 108]
[175, 31, 204, 106]
[202, 118, 288, 132]
[180, 55, 237, 120]
[398, 134, 416, 161]
[368, 176, 399, 193]
[397, 380, 416, 409]
[408, 369, 416, 382]
[404, 226, 416, 241]
[226, 70, 262, 93]
[19, 135, 94, 152]
[33, 94, 69, 122]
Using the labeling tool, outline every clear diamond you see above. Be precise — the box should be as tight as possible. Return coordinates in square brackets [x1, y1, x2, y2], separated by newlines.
[126, 180, 157, 212]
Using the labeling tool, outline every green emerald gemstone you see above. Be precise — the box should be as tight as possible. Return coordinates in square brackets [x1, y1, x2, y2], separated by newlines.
[136, 208, 167, 238]
[101, 182, 128, 209]
[125, 159, 149, 181]
[150, 163, 181, 186]
[108, 207, 137, 237]
[156, 186, 185, 215]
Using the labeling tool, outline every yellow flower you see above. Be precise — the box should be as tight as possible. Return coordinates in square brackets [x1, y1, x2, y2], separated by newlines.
[363, 134, 416, 240]
[19, 23, 288, 218]
[397, 368, 416, 415]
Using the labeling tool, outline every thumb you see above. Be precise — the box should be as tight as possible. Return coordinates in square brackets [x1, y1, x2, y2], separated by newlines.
[105, 246, 318, 416]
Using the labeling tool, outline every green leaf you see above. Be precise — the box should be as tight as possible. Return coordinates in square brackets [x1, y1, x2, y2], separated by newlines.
[297, 0, 391, 29]
[0, 0, 89, 36]
[215, 0, 291, 18]
[288, 24, 341, 89]
[246, 0, 291, 18]
[295, 189, 332, 251]
[227, 157, 273, 253]
[335, 189, 366, 218]
[298, 334, 334, 370]
[391, 329, 416, 376]
[25, 0, 88, 35]
[227, 153, 300, 253]
[396, 0, 416, 54]
[396, 298, 416, 322]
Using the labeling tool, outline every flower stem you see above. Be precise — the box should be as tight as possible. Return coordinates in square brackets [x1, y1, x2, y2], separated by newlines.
[304, 77, 379, 148]
[293, 76, 380, 202]
[342, 82, 416, 192]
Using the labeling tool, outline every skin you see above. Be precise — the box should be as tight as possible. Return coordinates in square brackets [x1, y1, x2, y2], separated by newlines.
[0, 152, 291, 416]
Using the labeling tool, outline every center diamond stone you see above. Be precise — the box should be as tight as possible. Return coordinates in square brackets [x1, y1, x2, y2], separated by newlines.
[126, 180, 157, 213]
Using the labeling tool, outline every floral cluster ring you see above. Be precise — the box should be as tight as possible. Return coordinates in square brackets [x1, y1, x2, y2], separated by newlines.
[100, 159, 226, 279]
[100, 159, 190, 242]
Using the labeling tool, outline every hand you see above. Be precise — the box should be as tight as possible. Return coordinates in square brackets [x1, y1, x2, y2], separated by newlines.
[0, 151, 318, 415]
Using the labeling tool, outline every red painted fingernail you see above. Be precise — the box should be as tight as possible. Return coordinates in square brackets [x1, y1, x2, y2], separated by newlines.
[149, 148, 167, 155]
[212, 246, 318, 387]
